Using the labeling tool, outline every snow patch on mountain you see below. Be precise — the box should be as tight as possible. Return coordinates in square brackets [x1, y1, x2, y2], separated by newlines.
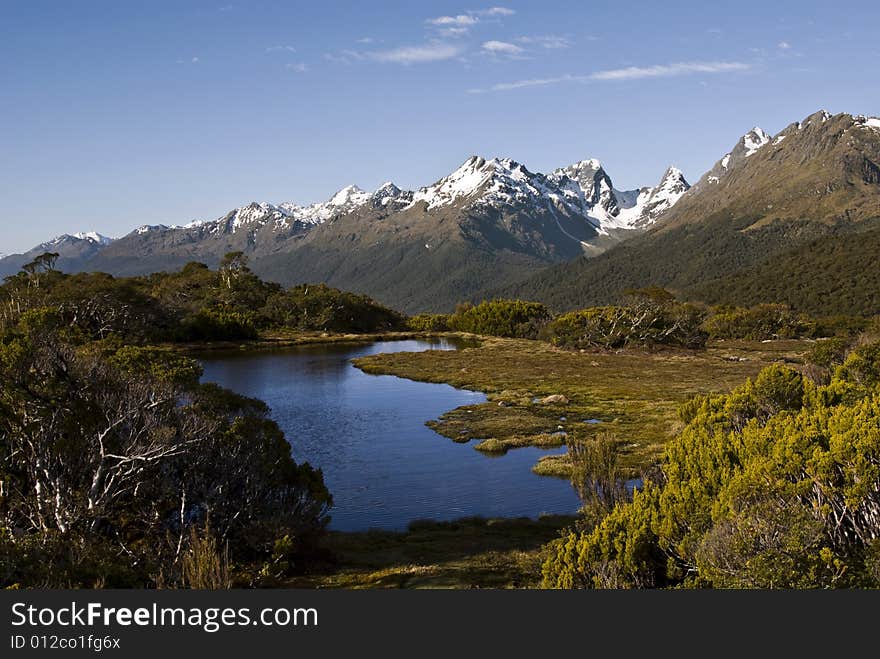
[43, 232, 114, 247]
[410, 156, 499, 209]
[613, 167, 690, 229]
[279, 185, 375, 224]
[551, 159, 619, 221]
[743, 127, 771, 156]
[855, 115, 880, 131]
[136, 225, 168, 235]
[220, 202, 291, 233]
[72, 231, 114, 245]
[370, 182, 413, 209]
[704, 127, 771, 185]
[550, 161, 689, 232]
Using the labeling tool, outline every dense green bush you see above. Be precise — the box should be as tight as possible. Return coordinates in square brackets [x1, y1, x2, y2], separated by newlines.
[835, 340, 880, 387]
[446, 299, 550, 338]
[804, 337, 852, 384]
[703, 303, 814, 340]
[1, 253, 404, 341]
[407, 313, 450, 331]
[261, 284, 404, 333]
[185, 308, 259, 340]
[542, 345, 880, 589]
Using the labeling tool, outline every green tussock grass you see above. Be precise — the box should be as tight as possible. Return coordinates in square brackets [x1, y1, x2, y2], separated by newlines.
[354, 336, 811, 477]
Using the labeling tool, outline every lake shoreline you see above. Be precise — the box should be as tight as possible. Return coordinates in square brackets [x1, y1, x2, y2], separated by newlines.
[352, 336, 812, 479]
[174, 330, 482, 355]
[198, 338, 580, 532]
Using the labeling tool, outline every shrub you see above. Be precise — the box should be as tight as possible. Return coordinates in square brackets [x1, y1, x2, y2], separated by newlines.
[703, 304, 814, 340]
[834, 340, 880, 388]
[547, 300, 707, 351]
[407, 313, 450, 331]
[261, 284, 404, 333]
[447, 299, 550, 338]
[185, 308, 258, 340]
[542, 363, 880, 589]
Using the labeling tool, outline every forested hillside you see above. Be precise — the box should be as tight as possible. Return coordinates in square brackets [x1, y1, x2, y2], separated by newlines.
[502, 112, 880, 316]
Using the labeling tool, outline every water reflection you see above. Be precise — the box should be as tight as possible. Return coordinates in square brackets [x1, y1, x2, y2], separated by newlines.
[200, 340, 580, 531]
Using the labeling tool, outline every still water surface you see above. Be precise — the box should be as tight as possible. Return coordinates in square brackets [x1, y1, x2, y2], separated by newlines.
[200, 339, 580, 531]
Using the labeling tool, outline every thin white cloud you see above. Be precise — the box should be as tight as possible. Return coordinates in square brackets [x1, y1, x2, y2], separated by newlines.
[356, 37, 374, 44]
[427, 14, 479, 27]
[481, 40, 524, 56]
[589, 61, 750, 81]
[516, 35, 570, 49]
[266, 45, 297, 53]
[427, 7, 514, 32]
[323, 49, 367, 65]
[470, 60, 750, 92]
[439, 26, 471, 38]
[476, 7, 515, 16]
[469, 74, 579, 93]
[778, 41, 792, 49]
[286, 62, 308, 73]
[370, 43, 464, 64]
[191, 57, 200, 64]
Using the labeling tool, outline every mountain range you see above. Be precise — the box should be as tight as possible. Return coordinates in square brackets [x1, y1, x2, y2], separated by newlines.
[0, 154, 688, 311]
[503, 110, 880, 316]
[3, 110, 879, 315]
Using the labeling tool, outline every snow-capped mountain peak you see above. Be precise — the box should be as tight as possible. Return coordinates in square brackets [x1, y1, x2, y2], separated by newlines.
[371, 181, 412, 208]
[226, 202, 290, 232]
[743, 127, 771, 157]
[328, 184, 370, 207]
[71, 231, 114, 245]
[548, 158, 689, 233]
[607, 165, 690, 230]
[276, 185, 375, 225]
[43, 232, 115, 248]
[550, 159, 618, 223]
[553, 158, 604, 180]
[655, 166, 689, 196]
[410, 156, 527, 209]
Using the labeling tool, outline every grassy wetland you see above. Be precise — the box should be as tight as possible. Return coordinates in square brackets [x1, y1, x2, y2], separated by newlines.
[354, 336, 811, 479]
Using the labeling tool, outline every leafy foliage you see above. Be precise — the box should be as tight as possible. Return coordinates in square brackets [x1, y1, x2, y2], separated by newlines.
[0, 253, 404, 342]
[703, 303, 814, 340]
[446, 299, 550, 339]
[407, 314, 451, 332]
[260, 283, 404, 333]
[543, 347, 880, 589]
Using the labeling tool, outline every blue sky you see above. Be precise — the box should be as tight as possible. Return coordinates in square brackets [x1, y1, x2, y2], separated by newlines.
[2, 0, 879, 253]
